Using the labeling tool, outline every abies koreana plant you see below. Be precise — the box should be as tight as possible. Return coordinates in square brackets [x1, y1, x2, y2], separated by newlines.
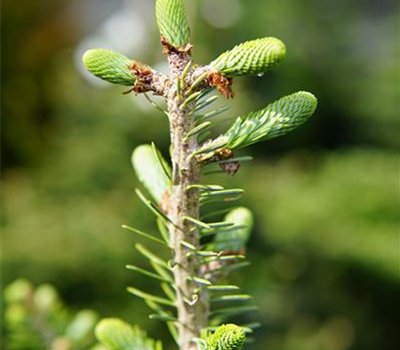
[82, 0, 318, 349]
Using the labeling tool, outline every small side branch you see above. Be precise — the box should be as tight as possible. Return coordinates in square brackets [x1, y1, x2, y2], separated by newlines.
[128, 62, 170, 97]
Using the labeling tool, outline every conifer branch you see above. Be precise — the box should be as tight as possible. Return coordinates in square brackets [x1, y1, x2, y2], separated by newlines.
[81, 1, 317, 349]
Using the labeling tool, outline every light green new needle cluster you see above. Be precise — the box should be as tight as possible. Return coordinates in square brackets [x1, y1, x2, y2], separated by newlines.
[82, 49, 136, 86]
[224, 91, 318, 149]
[156, 0, 190, 46]
[210, 37, 286, 77]
[207, 324, 246, 350]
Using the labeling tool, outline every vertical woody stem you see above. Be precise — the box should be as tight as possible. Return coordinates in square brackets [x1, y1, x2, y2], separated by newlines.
[167, 52, 209, 350]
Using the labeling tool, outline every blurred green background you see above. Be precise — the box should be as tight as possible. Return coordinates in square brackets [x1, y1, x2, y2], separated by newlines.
[1, 0, 399, 349]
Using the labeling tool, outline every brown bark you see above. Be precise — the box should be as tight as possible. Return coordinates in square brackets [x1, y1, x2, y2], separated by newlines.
[166, 48, 209, 350]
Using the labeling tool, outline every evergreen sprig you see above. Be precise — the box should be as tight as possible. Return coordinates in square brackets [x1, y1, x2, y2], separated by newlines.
[223, 91, 317, 148]
[197, 91, 317, 158]
[81, 0, 318, 349]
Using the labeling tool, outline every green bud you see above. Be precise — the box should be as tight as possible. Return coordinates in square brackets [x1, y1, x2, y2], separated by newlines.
[210, 37, 286, 77]
[82, 49, 136, 86]
[156, 0, 190, 46]
[95, 318, 136, 350]
[131, 144, 171, 205]
[207, 324, 246, 350]
[215, 207, 253, 252]
[224, 91, 317, 149]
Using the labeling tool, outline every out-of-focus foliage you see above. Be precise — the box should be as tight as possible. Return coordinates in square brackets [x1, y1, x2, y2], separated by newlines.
[131, 144, 171, 205]
[247, 149, 398, 280]
[213, 207, 253, 252]
[1, 1, 399, 350]
[3, 279, 100, 350]
[95, 318, 163, 350]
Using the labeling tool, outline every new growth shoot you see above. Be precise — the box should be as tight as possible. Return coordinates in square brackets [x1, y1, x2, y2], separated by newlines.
[82, 1, 317, 349]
